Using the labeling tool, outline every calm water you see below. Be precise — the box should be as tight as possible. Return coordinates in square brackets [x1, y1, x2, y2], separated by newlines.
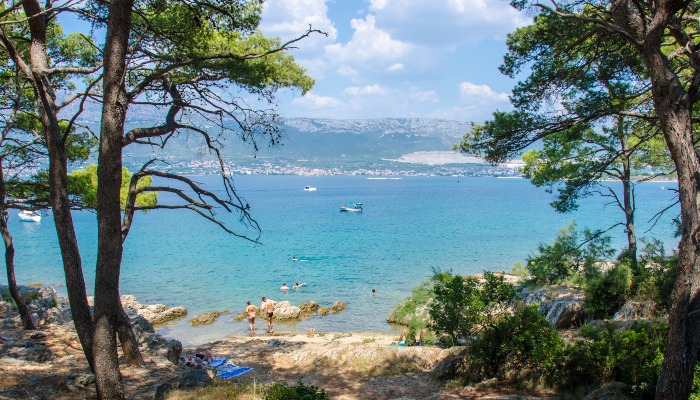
[3, 175, 679, 345]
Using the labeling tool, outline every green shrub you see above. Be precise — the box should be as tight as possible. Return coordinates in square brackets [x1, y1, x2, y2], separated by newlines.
[584, 263, 632, 319]
[0, 289, 10, 303]
[633, 239, 677, 311]
[1, 288, 40, 305]
[387, 279, 431, 326]
[263, 379, 329, 400]
[428, 270, 516, 347]
[526, 223, 614, 284]
[559, 322, 666, 399]
[467, 305, 564, 385]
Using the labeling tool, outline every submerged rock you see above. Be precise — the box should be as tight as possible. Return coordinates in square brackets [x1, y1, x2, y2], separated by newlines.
[299, 301, 319, 318]
[331, 301, 347, 312]
[189, 310, 230, 326]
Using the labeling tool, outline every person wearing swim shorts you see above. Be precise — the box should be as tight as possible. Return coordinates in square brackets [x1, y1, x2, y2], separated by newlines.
[262, 296, 275, 333]
[246, 300, 258, 334]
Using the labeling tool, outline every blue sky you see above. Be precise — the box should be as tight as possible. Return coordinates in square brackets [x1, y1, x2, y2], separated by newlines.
[259, 0, 531, 122]
[59, 0, 530, 123]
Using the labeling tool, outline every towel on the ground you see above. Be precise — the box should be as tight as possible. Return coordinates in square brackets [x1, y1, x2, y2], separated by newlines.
[216, 362, 254, 379]
[179, 356, 253, 378]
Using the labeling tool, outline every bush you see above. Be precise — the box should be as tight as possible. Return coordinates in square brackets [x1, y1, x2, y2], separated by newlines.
[559, 322, 666, 399]
[1, 288, 40, 306]
[584, 262, 632, 319]
[633, 239, 677, 311]
[387, 279, 432, 326]
[467, 305, 564, 385]
[263, 379, 329, 400]
[526, 223, 614, 284]
[429, 270, 516, 347]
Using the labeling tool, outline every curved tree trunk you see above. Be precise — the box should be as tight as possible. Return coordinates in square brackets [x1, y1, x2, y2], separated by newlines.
[1, 214, 36, 331]
[619, 139, 637, 270]
[21, 0, 94, 371]
[640, 47, 700, 400]
[0, 167, 35, 330]
[93, 0, 136, 397]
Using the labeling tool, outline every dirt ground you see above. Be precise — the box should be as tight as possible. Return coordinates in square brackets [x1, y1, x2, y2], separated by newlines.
[0, 324, 557, 399]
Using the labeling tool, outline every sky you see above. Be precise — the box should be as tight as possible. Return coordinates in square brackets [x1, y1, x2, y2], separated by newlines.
[259, 0, 531, 122]
[58, 0, 531, 123]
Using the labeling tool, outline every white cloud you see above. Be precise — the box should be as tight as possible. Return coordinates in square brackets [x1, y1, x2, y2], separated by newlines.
[343, 84, 389, 96]
[386, 63, 405, 72]
[260, 0, 338, 46]
[367, 0, 529, 44]
[325, 15, 411, 65]
[291, 92, 344, 109]
[458, 82, 509, 103]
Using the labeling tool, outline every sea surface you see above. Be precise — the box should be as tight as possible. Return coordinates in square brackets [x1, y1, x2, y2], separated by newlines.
[3, 175, 680, 345]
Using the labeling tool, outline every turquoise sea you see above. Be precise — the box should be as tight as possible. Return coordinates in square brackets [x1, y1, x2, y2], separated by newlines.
[3, 175, 680, 345]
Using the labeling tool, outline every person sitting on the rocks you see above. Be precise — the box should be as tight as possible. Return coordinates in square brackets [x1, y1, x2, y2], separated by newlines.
[195, 346, 213, 363]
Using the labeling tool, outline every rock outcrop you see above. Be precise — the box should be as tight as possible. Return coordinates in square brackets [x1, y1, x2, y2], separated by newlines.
[612, 301, 658, 321]
[522, 286, 585, 329]
[0, 284, 72, 327]
[121, 294, 188, 325]
[189, 310, 230, 326]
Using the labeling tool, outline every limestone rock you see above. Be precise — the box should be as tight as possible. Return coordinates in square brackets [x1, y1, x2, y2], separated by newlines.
[613, 301, 657, 321]
[522, 286, 585, 329]
[121, 295, 188, 325]
[331, 301, 347, 312]
[540, 300, 584, 329]
[299, 301, 319, 318]
[190, 310, 230, 326]
[299, 301, 319, 312]
[271, 301, 301, 321]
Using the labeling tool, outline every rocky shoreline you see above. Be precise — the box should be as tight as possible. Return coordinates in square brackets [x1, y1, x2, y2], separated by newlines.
[2, 283, 521, 399]
[0, 276, 662, 399]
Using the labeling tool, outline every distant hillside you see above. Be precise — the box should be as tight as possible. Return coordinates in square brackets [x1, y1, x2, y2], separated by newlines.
[124, 116, 470, 161]
[269, 117, 469, 159]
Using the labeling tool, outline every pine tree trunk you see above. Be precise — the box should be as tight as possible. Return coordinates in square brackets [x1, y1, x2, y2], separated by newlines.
[117, 305, 143, 366]
[1, 216, 36, 331]
[620, 146, 637, 270]
[0, 168, 35, 330]
[93, 0, 135, 397]
[22, 0, 94, 371]
[641, 46, 700, 400]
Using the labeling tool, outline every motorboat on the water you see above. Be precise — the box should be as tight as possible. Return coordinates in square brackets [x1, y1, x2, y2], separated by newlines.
[340, 202, 363, 212]
[304, 186, 317, 191]
[18, 210, 41, 222]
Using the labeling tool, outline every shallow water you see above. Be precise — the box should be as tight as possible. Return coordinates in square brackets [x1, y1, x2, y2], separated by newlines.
[4, 175, 679, 345]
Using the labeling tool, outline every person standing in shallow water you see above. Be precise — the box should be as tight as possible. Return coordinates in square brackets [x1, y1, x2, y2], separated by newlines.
[262, 296, 275, 333]
[246, 300, 257, 334]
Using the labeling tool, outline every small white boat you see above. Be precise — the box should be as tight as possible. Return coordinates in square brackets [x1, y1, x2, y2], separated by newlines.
[18, 210, 41, 222]
[340, 202, 363, 212]
[304, 186, 317, 191]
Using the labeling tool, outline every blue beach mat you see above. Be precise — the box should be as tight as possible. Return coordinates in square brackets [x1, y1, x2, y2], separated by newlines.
[179, 356, 253, 379]
[216, 363, 254, 379]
